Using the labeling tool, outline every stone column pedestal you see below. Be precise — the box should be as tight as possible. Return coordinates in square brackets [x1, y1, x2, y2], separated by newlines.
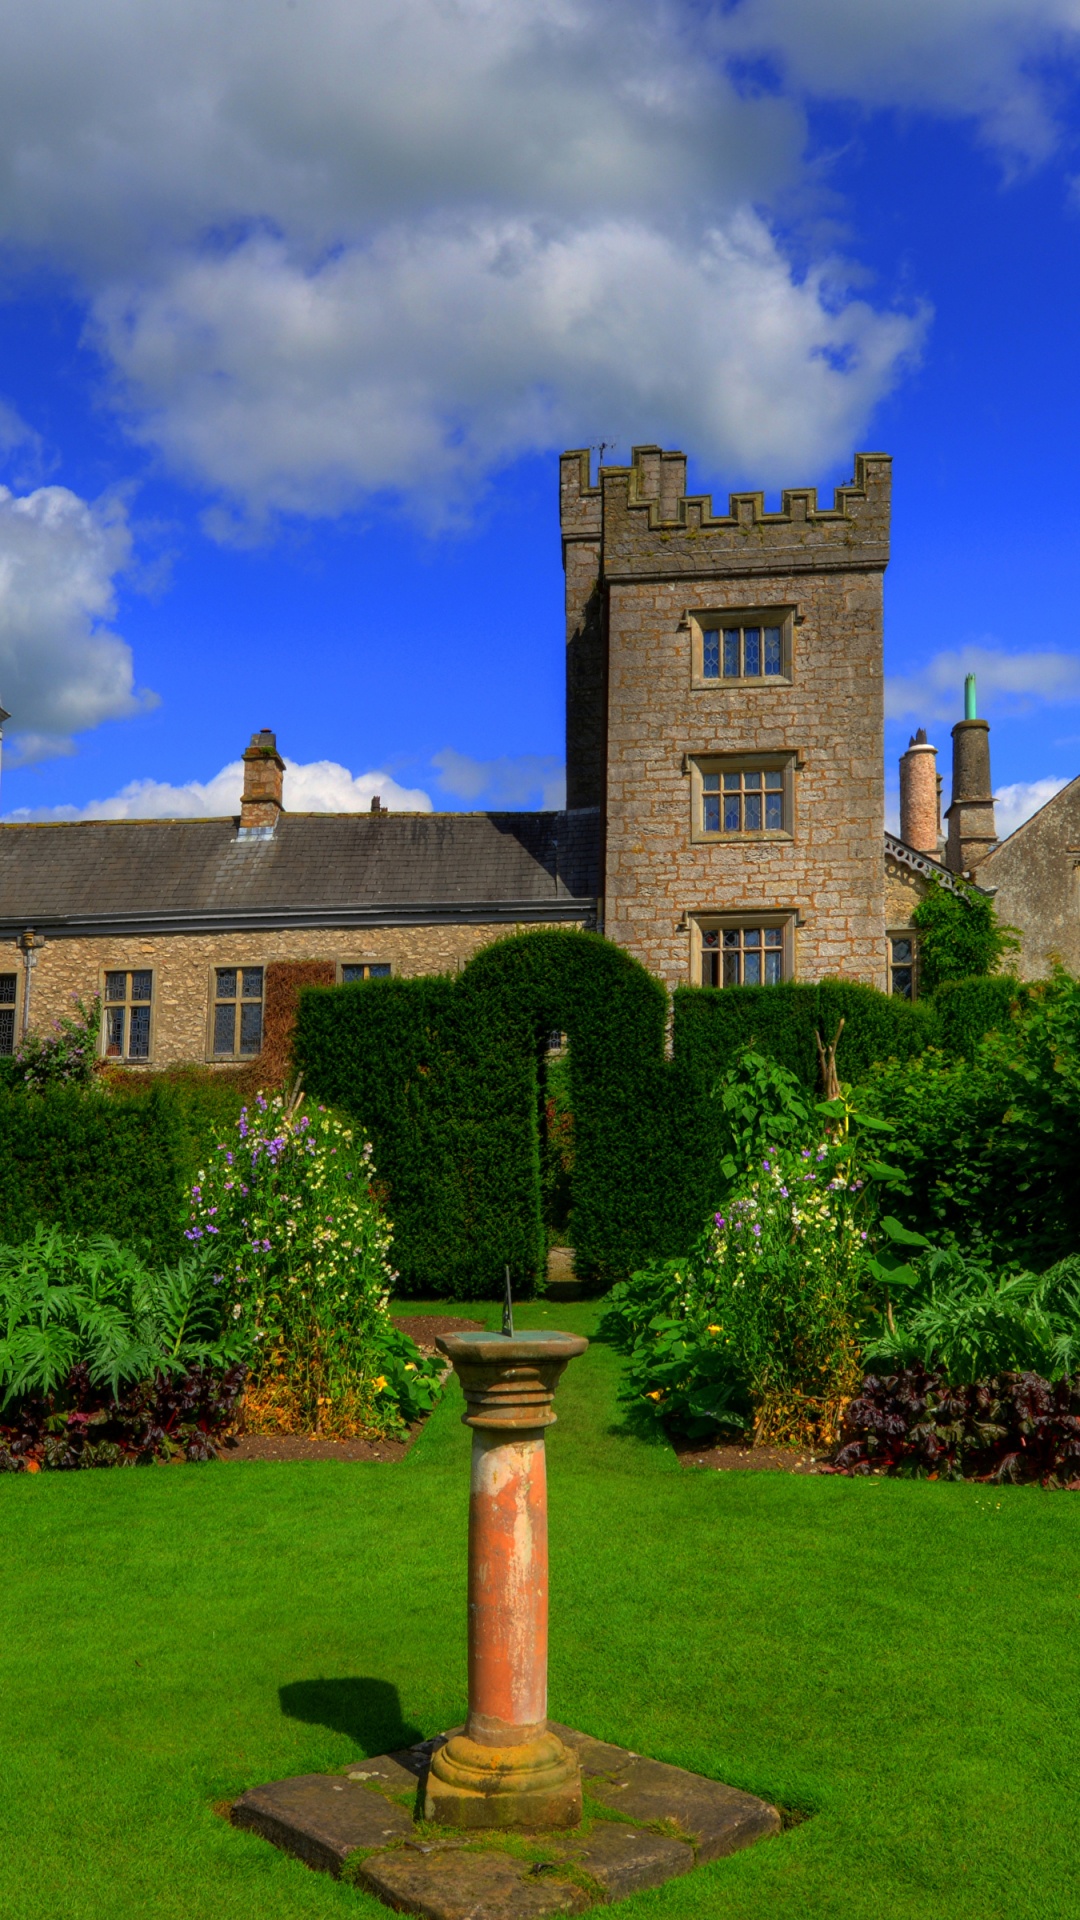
[424, 1329, 588, 1830]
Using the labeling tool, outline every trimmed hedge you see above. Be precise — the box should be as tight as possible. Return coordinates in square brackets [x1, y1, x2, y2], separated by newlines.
[295, 933, 945, 1296]
[295, 931, 677, 1296]
[931, 975, 1027, 1059]
[0, 1085, 188, 1262]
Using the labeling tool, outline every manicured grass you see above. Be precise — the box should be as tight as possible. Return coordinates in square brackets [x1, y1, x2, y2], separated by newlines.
[2, 1297, 1078, 1919]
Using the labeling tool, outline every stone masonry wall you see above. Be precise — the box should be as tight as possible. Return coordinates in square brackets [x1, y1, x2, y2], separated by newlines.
[3, 920, 576, 1069]
[563, 447, 890, 993]
[884, 859, 927, 932]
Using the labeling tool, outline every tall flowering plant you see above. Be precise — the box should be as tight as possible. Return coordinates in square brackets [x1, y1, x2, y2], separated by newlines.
[186, 1092, 441, 1437]
[688, 1141, 868, 1444]
[604, 1047, 903, 1449]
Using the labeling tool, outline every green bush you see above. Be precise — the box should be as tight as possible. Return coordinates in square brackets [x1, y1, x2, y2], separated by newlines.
[930, 975, 1027, 1058]
[107, 1066, 245, 1187]
[912, 874, 1019, 988]
[0, 1085, 188, 1263]
[857, 970, 1080, 1265]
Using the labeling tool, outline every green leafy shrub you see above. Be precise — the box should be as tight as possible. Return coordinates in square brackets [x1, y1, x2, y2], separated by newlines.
[187, 1092, 442, 1437]
[857, 970, 1080, 1264]
[865, 1220, 1080, 1382]
[912, 875, 1019, 989]
[0, 1225, 250, 1399]
[831, 1369, 1080, 1486]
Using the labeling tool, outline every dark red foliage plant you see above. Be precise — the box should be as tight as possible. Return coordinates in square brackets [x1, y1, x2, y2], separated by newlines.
[829, 1367, 1080, 1488]
[0, 1362, 246, 1471]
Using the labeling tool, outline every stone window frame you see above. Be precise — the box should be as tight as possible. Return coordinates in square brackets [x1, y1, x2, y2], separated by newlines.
[688, 603, 795, 690]
[337, 960, 393, 984]
[692, 911, 796, 988]
[207, 963, 266, 1061]
[887, 929, 919, 1001]
[0, 970, 18, 1057]
[688, 750, 797, 845]
[101, 966, 155, 1064]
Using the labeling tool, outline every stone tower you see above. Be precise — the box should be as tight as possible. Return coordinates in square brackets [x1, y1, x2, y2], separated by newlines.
[560, 445, 891, 991]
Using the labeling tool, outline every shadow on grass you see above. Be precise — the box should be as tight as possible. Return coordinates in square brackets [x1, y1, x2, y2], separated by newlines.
[279, 1676, 423, 1753]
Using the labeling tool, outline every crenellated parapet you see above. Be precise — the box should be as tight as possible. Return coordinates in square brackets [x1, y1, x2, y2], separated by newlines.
[560, 444, 891, 582]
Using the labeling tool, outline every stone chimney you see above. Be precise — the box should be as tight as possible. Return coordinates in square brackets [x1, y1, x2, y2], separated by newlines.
[899, 727, 940, 856]
[944, 675, 997, 874]
[239, 728, 285, 835]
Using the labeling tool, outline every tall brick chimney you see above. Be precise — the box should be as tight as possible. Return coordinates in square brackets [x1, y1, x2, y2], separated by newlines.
[945, 676, 997, 874]
[239, 728, 285, 835]
[899, 728, 940, 856]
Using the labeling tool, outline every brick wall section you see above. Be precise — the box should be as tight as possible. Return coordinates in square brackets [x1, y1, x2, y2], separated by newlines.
[4, 921, 573, 1070]
[562, 446, 891, 992]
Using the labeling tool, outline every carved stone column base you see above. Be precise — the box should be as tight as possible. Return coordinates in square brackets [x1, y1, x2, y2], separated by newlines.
[423, 1730, 582, 1830]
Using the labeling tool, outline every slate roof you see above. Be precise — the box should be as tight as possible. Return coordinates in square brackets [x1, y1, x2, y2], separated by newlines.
[0, 809, 601, 937]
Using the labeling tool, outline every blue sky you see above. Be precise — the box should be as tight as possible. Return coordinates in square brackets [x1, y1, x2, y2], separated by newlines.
[1, 1, 1080, 838]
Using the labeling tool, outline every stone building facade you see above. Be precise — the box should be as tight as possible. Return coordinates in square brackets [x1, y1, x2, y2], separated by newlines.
[0, 741, 598, 1067]
[562, 445, 891, 993]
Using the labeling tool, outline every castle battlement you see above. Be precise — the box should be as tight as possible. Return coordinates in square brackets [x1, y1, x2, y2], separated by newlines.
[560, 445, 891, 581]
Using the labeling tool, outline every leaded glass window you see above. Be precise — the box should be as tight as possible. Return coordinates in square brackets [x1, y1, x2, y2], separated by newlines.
[101, 969, 153, 1060]
[341, 963, 392, 983]
[701, 621, 784, 681]
[889, 935, 916, 1001]
[0, 974, 15, 1056]
[701, 767, 785, 834]
[701, 926, 784, 988]
[213, 965, 264, 1057]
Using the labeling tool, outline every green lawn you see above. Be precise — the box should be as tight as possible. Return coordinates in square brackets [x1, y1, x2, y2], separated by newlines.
[2, 1298, 1078, 1920]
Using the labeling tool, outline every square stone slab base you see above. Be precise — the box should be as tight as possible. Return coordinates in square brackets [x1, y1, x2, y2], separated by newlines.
[232, 1724, 780, 1916]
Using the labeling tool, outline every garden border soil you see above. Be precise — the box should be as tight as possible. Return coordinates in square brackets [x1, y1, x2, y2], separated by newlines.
[675, 1441, 826, 1475]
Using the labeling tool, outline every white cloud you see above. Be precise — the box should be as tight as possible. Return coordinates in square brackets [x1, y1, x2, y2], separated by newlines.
[0, 1, 1072, 521]
[724, 1, 1080, 164]
[433, 748, 566, 810]
[886, 644, 1080, 722]
[0, 483, 154, 764]
[993, 776, 1072, 838]
[5, 754, 433, 822]
[93, 215, 925, 527]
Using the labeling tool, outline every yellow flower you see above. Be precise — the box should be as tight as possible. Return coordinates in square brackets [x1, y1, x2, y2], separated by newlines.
[373, 1375, 388, 1392]
[707, 1324, 722, 1334]
[646, 1389, 665, 1401]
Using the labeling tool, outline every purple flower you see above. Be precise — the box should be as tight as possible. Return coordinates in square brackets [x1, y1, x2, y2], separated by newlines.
[779, 1186, 789, 1198]
[752, 1223, 761, 1236]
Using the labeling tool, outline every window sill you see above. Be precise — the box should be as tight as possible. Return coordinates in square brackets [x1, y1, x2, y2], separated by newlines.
[691, 830, 794, 846]
[691, 675, 793, 692]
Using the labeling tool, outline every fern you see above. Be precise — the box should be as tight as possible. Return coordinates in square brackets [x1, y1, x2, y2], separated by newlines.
[866, 1237, 1080, 1384]
[0, 1227, 251, 1407]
